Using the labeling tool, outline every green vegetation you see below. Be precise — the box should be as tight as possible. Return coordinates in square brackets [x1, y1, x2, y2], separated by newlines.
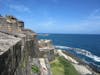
[21, 56, 28, 69]
[21, 61, 26, 68]
[31, 65, 39, 73]
[50, 56, 79, 75]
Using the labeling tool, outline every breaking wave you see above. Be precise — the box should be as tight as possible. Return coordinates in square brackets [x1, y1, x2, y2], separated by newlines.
[55, 45, 100, 62]
[55, 45, 71, 49]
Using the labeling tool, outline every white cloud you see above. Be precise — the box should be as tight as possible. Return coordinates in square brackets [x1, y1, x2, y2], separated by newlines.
[38, 19, 56, 28]
[30, 8, 100, 34]
[9, 4, 31, 13]
[87, 9, 100, 19]
[90, 9, 100, 17]
[70, 9, 100, 33]
[51, 9, 100, 33]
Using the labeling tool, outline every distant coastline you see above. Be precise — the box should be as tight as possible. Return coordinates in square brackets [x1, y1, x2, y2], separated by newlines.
[38, 33, 100, 35]
[38, 33, 100, 74]
[38, 33, 49, 36]
[61, 50, 100, 74]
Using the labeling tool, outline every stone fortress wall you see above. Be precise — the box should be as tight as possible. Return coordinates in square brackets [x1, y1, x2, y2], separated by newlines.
[0, 15, 39, 75]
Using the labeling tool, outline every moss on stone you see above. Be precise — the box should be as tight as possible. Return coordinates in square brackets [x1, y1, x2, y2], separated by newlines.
[31, 65, 39, 73]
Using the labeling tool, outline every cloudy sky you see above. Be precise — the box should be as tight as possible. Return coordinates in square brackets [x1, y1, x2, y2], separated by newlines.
[0, 0, 100, 34]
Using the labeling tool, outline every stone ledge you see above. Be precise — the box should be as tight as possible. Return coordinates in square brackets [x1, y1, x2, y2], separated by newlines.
[0, 32, 21, 55]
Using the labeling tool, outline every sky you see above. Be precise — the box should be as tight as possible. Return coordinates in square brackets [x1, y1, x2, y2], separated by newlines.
[0, 0, 100, 34]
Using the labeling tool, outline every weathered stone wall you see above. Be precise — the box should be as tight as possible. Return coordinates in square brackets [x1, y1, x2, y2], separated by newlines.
[38, 40, 55, 61]
[0, 15, 40, 75]
[0, 42, 22, 75]
[0, 16, 24, 32]
[13, 32, 39, 75]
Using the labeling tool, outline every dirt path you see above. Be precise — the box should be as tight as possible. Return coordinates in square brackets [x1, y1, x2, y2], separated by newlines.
[57, 50, 93, 75]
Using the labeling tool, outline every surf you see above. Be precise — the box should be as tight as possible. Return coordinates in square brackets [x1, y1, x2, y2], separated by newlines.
[55, 45, 100, 62]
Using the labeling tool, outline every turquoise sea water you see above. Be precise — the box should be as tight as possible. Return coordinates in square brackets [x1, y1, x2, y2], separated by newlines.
[38, 34, 100, 72]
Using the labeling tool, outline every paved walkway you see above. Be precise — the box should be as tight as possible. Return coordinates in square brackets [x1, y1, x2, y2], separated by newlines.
[39, 58, 51, 75]
[57, 50, 78, 64]
[73, 64, 92, 75]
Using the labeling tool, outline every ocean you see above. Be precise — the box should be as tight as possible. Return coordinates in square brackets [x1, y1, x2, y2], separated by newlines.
[38, 34, 100, 71]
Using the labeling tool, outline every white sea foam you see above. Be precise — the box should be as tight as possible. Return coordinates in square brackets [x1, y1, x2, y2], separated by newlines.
[55, 45, 100, 62]
[55, 45, 71, 49]
[74, 48, 100, 62]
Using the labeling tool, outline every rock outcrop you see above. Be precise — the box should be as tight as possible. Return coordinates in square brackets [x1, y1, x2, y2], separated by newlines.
[0, 15, 40, 75]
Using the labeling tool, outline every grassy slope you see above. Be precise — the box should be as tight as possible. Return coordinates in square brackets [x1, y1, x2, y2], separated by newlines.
[50, 57, 79, 75]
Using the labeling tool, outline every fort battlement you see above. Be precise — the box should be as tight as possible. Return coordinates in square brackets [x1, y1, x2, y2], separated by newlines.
[0, 15, 24, 32]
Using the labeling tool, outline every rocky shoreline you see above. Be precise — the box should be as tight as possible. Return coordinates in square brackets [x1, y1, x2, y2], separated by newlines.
[60, 50, 100, 75]
[38, 39, 100, 75]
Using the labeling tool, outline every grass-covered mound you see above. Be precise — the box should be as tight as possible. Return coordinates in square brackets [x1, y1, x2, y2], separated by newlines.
[50, 56, 79, 75]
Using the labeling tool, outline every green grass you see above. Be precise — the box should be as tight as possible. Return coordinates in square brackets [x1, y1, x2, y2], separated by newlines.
[31, 65, 39, 73]
[50, 56, 79, 75]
